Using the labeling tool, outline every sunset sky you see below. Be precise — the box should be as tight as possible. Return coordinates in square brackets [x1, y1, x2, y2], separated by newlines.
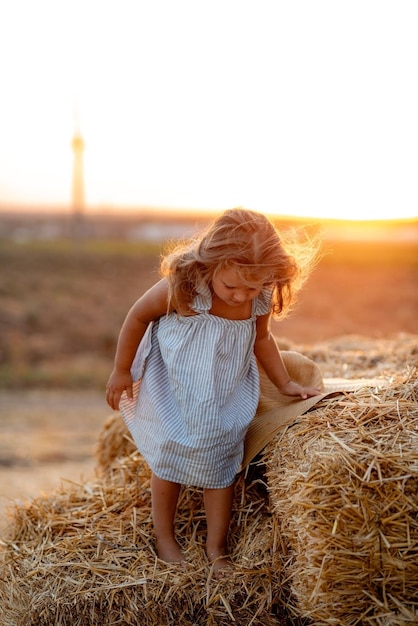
[0, 0, 417, 221]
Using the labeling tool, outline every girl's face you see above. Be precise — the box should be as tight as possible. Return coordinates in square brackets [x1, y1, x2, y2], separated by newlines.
[212, 266, 265, 307]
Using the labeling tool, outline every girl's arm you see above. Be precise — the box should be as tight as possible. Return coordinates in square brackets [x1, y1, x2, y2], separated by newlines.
[254, 314, 322, 399]
[106, 279, 172, 410]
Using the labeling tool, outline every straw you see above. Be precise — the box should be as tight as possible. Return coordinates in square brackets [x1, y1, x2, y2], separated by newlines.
[0, 451, 286, 625]
[0, 335, 417, 625]
[266, 367, 418, 624]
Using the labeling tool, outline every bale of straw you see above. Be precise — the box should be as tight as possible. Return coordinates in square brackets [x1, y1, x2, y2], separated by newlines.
[95, 412, 135, 474]
[304, 333, 418, 379]
[0, 452, 286, 625]
[1, 341, 417, 625]
[266, 369, 418, 624]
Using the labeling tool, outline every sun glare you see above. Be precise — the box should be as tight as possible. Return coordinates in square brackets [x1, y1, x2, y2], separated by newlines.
[0, 2, 417, 223]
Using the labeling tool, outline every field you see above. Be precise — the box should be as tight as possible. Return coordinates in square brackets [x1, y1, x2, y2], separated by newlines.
[0, 233, 417, 533]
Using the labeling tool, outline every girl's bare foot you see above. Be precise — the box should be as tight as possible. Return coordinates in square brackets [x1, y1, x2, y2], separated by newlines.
[207, 547, 234, 578]
[155, 536, 186, 564]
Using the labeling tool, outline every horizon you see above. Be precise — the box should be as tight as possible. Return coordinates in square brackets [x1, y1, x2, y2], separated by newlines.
[1, 202, 417, 225]
[1, 204, 417, 244]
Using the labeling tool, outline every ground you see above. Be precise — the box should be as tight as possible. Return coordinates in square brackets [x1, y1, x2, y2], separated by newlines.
[0, 234, 417, 533]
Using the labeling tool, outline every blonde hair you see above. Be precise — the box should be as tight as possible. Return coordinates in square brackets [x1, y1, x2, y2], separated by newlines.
[161, 208, 319, 318]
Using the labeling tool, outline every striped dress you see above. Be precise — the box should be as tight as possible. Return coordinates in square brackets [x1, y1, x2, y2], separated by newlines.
[119, 285, 271, 488]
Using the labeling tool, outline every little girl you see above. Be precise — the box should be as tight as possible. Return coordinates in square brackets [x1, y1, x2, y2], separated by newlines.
[106, 208, 320, 575]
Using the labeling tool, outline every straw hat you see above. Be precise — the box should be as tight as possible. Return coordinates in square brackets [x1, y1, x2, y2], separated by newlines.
[242, 350, 377, 468]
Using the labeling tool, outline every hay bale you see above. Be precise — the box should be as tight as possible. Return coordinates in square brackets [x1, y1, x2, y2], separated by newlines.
[95, 412, 135, 474]
[266, 369, 418, 624]
[304, 333, 418, 379]
[1, 338, 417, 625]
[0, 452, 285, 625]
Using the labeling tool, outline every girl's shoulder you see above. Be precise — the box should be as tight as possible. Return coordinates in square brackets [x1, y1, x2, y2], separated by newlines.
[133, 279, 173, 321]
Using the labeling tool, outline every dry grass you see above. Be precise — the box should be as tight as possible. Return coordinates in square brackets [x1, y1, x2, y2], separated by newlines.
[1, 237, 417, 389]
[0, 337, 417, 624]
[0, 454, 283, 625]
[266, 369, 418, 624]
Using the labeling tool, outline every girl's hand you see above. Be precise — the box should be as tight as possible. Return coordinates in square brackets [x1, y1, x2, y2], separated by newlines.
[106, 369, 134, 410]
[280, 379, 322, 400]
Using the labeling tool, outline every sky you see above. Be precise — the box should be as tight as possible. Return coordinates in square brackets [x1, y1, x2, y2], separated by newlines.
[0, 0, 417, 221]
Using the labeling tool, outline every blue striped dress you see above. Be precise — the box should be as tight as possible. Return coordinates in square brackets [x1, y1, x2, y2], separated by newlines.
[119, 285, 271, 488]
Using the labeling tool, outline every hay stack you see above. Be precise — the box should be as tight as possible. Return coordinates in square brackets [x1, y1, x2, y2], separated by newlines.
[266, 368, 418, 624]
[304, 333, 418, 379]
[0, 339, 417, 625]
[95, 412, 136, 473]
[0, 449, 285, 625]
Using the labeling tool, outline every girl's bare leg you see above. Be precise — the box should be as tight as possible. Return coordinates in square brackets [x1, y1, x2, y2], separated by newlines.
[151, 474, 184, 562]
[203, 484, 234, 575]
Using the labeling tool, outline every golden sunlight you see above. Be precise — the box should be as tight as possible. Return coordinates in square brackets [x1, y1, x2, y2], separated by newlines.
[0, 1, 417, 223]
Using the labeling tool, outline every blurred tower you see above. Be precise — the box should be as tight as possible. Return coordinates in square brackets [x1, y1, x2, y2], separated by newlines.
[71, 109, 85, 238]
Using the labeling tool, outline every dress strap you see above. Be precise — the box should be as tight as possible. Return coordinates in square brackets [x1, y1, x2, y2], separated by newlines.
[191, 283, 212, 313]
[252, 287, 273, 317]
